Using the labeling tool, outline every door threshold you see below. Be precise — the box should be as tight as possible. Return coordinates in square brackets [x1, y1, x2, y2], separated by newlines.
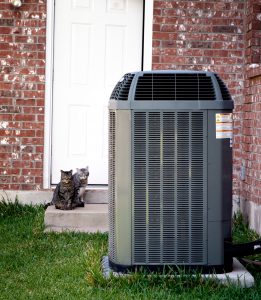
[50, 185, 108, 190]
[87, 185, 108, 190]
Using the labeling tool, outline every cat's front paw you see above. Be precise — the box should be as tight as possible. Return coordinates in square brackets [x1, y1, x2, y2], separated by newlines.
[65, 203, 72, 210]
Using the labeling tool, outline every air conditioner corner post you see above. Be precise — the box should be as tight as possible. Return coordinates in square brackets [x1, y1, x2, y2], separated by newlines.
[114, 110, 132, 266]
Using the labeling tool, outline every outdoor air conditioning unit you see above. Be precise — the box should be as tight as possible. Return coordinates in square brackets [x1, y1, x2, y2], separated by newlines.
[108, 71, 234, 273]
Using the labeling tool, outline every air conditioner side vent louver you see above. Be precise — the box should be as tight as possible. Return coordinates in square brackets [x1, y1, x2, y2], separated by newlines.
[110, 73, 134, 101]
[214, 74, 232, 101]
[134, 73, 216, 101]
[109, 111, 117, 262]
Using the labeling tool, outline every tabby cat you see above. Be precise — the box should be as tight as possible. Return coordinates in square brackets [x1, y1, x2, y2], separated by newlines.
[51, 170, 79, 210]
[73, 166, 89, 207]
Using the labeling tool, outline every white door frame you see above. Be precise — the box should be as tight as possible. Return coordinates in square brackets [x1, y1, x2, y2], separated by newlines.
[43, 0, 153, 189]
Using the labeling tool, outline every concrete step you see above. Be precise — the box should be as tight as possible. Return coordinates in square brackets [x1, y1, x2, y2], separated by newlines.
[44, 204, 108, 233]
[0, 187, 108, 205]
[84, 187, 108, 204]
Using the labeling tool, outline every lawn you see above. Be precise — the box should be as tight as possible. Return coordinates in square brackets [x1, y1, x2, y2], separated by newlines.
[0, 200, 261, 300]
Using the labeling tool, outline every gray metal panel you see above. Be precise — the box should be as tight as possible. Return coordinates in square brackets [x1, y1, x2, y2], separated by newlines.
[132, 110, 207, 265]
[131, 101, 233, 110]
[109, 110, 133, 266]
[207, 110, 232, 265]
[207, 110, 232, 222]
[114, 110, 132, 265]
[207, 221, 224, 265]
[109, 99, 234, 110]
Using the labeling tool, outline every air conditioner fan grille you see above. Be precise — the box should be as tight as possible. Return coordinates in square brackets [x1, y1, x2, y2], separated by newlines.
[134, 73, 216, 101]
[133, 111, 207, 265]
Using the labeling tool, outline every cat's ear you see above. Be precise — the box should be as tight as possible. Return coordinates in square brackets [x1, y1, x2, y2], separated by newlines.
[76, 168, 79, 172]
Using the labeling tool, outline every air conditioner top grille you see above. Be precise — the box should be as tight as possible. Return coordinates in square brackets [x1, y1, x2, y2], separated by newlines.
[134, 73, 216, 101]
[109, 71, 233, 108]
[110, 73, 135, 101]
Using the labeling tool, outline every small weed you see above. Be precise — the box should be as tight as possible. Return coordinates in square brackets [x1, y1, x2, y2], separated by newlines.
[232, 212, 260, 243]
[0, 194, 38, 218]
[232, 212, 261, 269]
[85, 234, 108, 287]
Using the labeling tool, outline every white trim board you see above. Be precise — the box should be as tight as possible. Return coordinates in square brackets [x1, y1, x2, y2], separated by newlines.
[43, 0, 55, 189]
[240, 198, 261, 235]
[43, 0, 154, 189]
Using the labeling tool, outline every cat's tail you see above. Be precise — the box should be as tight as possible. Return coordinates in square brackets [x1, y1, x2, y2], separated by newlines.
[44, 201, 53, 210]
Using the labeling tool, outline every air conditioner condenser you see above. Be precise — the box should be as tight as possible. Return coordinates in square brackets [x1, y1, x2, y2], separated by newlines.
[108, 71, 234, 273]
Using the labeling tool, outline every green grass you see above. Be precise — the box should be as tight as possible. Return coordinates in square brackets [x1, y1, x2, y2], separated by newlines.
[0, 199, 261, 300]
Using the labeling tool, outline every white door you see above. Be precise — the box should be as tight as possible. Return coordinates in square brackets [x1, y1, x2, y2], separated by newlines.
[51, 0, 144, 184]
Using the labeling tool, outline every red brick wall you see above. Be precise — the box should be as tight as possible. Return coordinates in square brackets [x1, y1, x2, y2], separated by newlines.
[241, 0, 261, 206]
[0, 0, 46, 190]
[0, 0, 256, 201]
[242, 68, 261, 205]
[152, 0, 245, 197]
[245, 1, 261, 64]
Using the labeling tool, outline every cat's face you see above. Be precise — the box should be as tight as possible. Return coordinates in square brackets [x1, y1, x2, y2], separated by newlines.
[76, 167, 89, 184]
[61, 170, 73, 184]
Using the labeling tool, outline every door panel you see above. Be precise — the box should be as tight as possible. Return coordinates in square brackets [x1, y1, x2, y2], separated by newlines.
[52, 0, 143, 184]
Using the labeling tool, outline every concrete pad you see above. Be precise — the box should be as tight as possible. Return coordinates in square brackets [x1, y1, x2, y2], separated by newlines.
[102, 257, 255, 288]
[44, 204, 108, 233]
[205, 258, 255, 287]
